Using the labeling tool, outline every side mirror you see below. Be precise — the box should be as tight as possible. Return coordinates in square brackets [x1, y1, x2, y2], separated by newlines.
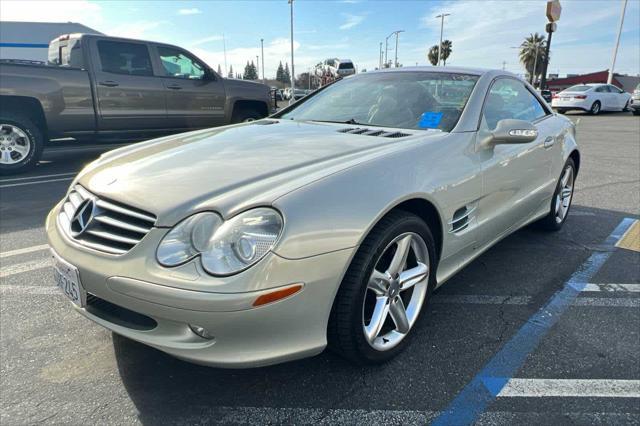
[483, 119, 538, 146]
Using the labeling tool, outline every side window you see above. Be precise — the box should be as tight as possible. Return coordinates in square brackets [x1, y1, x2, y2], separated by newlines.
[609, 85, 622, 94]
[157, 47, 205, 79]
[97, 41, 153, 76]
[596, 86, 609, 93]
[482, 78, 547, 130]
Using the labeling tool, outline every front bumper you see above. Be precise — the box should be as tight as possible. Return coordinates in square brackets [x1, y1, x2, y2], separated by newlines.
[46, 205, 355, 368]
[630, 97, 640, 111]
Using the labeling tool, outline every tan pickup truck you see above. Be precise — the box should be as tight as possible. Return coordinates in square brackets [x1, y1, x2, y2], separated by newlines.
[0, 33, 273, 174]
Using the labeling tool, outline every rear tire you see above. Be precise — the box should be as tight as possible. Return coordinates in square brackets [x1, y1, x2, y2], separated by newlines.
[536, 158, 576, 231]
[0, 112, 44, 175]
[589, 101, 601, 115]
[327, 210, 437, 365]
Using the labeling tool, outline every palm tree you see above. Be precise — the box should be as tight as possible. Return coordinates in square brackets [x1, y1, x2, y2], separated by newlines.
[427, 45, 439, 66]
[519, 33, 547, 86]
[440, 40, 453, 66]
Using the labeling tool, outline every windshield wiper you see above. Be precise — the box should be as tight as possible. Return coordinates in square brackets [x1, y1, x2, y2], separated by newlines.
[310, 118, 364, 125]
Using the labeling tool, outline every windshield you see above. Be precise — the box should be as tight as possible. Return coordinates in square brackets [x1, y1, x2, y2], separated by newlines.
[279, 72, 479, 132]
[565, 85, 591, 92]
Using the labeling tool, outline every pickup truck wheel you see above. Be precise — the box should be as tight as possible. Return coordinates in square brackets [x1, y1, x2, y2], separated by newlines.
[0, 113, 43, 175]
[231, 108, 263, 123]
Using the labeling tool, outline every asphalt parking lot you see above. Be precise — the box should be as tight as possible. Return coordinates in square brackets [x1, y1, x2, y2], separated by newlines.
[1, 112, 639, 425]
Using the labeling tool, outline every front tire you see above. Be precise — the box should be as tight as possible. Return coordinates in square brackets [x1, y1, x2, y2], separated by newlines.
[328, 210, 437, 364]
[536, 158, 576, 231]
[589, 101, 601, 115]
[0, 113, 44, 175]
[231, 108, 264, 123]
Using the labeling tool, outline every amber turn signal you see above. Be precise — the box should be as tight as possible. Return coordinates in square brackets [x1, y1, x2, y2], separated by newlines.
[253, 284, 304, 307]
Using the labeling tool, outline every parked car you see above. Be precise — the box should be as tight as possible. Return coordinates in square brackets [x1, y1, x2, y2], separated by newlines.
[48, 67, 579, 367]
[282, 87, 292, 100]
[271, 87, 283, 101]
[629, 83, 640, 116]
[0, 33, 272, 174]
[537, 89, 552, 103]
[292, 89, 307, 100]
[551, 83, 631, 115]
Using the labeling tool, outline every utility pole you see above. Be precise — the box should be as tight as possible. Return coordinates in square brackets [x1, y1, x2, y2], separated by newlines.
[394, 30, 404, 67]
[608, 0, 628, 84]
[288, 0, 295, 96]
[540, 0, 562, 90]
[255, 55, 259, 80]
[435, 13, 450, 66]
[385, 30, 403, 68]
[379, 42, 383, 69]
[502, 61, 507, 71]
[260, 38, 265, 83]
[222, 33, 228, 75]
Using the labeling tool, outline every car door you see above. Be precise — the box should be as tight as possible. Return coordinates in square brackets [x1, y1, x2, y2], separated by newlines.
[596, 85, 615, 110]
[91, 38, 167, 131]
[476, 77, 557, 246]
[608, 85, 627, 110]
[153, 45, 226, 129]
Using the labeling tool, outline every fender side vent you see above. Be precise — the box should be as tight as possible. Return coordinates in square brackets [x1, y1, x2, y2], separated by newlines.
[449, 205, 476, 233]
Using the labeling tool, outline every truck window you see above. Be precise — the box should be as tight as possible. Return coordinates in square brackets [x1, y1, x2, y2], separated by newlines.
[48, 38, 84, 68]
[157, 47, 205, 79]
[97, 40, 153, 76]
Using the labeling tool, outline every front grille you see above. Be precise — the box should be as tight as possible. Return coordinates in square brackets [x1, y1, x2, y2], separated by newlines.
[58, 185, 156, 255]
[86, 293, 157, 331]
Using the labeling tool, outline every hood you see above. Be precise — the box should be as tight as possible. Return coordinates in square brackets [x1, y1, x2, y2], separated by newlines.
[78, 120, 435, 226]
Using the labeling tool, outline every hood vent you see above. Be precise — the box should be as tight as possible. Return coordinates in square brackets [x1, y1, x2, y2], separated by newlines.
[337, 127, 411, 138]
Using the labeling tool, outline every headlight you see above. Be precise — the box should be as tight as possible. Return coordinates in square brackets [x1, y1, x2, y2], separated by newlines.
[156, 208, 283, 276]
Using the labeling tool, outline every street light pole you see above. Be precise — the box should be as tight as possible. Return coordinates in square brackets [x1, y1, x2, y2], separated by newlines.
[288, 0, 295, 96]
[379, 42, 383, 69]
[384, 30, 403, 68]
[260, 38, 265, 83]
[608, 0, 628, 84]
[435, 13, 450, 66]
[256, 55, 259, 80]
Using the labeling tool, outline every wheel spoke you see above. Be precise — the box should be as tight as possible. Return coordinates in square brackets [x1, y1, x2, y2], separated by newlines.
[12, 144, 29, 156]
[365, 296, 390, 342]
[561, 169, 571, 187]
[387, 234, 412, 276]
[398, 262, 428, 291]
[0, 125, 12, 135]
[389, 296, 410, 334]
[368, 269, 389, 295]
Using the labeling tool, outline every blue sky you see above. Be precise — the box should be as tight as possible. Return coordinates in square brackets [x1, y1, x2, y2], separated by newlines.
[3, 0, 639, 78]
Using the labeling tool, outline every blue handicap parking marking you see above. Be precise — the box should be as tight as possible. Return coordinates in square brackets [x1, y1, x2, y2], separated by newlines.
[431, 217, 636, 426]
[418, 112, 443, 129]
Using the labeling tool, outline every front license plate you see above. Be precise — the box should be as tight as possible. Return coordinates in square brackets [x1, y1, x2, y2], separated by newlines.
[52, 251, 85, 307]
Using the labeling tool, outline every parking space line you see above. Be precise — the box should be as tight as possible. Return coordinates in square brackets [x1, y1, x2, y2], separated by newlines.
[431, 217, 636, 426]
[495, 378, 640, 398]
[432, 295, 531, 305]
[0, 177, 74, 189]
[580, 283, 640, 292]
[0, 258, 52, 278]
[616, 219, 640, 252]
[573, 297, 640, 307]
[0, 172, 76, 183]
[0, 244, 50, 258]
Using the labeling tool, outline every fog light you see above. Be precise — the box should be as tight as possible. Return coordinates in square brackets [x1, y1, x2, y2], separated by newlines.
[189, 324, 214, 339]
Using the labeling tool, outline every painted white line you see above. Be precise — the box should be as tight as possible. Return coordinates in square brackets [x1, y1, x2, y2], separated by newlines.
[0, 177, 73, 189]
[0, 244, 49, 258]
[497, 378, 640, 398]
[0, 258, 52, 278]
[582, 283, 640, 292]
[432, 295, 531, 305]
[0, 285, 58, 294]
[573, 297, 639, 307]
[0, 172, 76, 183]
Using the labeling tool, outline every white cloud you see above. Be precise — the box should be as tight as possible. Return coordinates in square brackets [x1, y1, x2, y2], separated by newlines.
[178, 8, 202, 16]
[0, 0, 102, 27]
[190, 35, 224, 47]
[306, 43, 350, 51]
[339, 13, 365, 30]
[109, 21, 168, 41]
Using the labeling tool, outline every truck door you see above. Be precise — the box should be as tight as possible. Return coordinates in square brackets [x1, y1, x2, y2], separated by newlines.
[153, 45, 226, 129]
[92, 39, 167, 132]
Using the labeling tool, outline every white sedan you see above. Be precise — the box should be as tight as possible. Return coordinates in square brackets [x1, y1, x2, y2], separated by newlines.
[552, 83, 631, 115]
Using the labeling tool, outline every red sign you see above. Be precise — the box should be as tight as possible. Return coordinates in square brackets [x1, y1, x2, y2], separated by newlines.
[546, 0, 562, 22]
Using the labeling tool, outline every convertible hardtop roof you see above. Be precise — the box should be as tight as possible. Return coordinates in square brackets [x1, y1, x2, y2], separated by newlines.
[367, 66, 511, 78]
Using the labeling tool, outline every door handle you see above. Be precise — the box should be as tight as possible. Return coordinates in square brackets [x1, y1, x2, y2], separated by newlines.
[544, 136, 555, 148]
[166, 84, 182, 90]
[98, 80, 119, 87]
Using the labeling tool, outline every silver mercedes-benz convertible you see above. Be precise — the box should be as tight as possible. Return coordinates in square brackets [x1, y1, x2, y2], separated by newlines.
[47, 67, 579, 367]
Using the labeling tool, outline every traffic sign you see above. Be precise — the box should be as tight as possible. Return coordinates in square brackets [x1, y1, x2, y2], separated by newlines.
[546, 0, 562, 22]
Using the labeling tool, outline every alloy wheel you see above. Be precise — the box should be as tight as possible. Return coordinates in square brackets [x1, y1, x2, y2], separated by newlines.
[555, 165, 574, 224]
[362, 232, 430, 351]
[0, 124, 31, 165]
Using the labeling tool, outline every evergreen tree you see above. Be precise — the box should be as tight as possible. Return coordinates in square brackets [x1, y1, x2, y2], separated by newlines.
[217, 64, 222, 75]
[276, 61, 284, 83]
[283, 63, 291, 84]
[228, 65, 234, 78]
